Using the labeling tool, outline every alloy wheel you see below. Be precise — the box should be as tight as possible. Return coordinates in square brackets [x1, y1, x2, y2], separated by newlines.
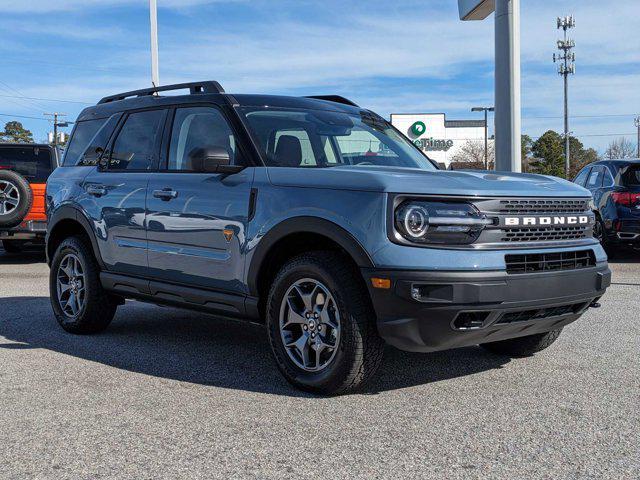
[56, 253, 87, 318]
[279, 278, 341, 372]
[0, 180, 20, 215]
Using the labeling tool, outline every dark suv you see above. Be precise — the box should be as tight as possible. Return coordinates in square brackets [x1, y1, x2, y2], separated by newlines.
[573, 159, 640, 252]
[46, 82, 610, 395]
[0, 143, 58, 252]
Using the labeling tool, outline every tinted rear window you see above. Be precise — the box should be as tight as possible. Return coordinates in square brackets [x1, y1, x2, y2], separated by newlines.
[0, 146, 53, 182]
[622, 166, 640, 187]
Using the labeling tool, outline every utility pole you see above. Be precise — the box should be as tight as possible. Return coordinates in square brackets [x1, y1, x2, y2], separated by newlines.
[44, 113, 69, 148]
[554, 15, 576, 178]
[635, 116, 640, 158]
[472, 106, 495, 169]
[149, 0, 160, 87]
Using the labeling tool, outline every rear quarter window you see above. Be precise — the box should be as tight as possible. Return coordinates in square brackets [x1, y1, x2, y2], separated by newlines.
[63, 116, 119, 166]
[0, 146, 54, 183]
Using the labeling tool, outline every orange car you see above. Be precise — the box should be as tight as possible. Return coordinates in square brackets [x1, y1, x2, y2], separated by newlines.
[0, 143, 59, 253]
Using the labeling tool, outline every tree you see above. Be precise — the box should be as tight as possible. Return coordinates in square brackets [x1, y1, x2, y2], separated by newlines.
[530, 130, 565, 177]
[603, 137, 635, 159]
[0, 121, 34, 143]
[449, 139, 495, 169]
[526, 130, 597, 179]
[521, 134, 534, 172]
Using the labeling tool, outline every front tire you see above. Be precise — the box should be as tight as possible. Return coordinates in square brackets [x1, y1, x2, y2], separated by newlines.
[266, 252, 384, 395]
[49, 236, 117, 334]
[480, 329, 563, 357]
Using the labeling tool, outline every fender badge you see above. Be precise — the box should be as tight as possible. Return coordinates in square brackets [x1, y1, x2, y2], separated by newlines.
[223, 229, 234, 243]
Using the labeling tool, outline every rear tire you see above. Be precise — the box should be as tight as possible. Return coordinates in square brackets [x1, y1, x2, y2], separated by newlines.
[49, 235, 117, 334]
[266, 251, 384, 395]
[480, 329, 563, 357]
[2, 239, 25, 253]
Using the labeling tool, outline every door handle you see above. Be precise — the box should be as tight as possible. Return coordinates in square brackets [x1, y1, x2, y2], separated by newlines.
[153, 188, 178, 201]
[86, 185, 107, 197]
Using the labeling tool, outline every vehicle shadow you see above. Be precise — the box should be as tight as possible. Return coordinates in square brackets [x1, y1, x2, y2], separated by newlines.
[608, 249, 640, 264]
[0, 296, 511, 397]
[0, 249, 47, 265]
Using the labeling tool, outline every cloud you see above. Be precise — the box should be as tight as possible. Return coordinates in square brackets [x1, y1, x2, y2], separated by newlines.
[0, 0, 244, 13]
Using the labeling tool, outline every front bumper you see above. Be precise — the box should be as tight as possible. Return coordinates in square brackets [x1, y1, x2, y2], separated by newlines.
[0, 220, 47, 240]
[363, 263, 611, 353]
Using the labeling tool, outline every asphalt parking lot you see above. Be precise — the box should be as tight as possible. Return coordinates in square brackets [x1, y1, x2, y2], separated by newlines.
[0, 247, 638, 479]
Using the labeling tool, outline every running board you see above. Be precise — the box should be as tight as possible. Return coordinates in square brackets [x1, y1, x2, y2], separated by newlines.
[100, 272, 260, 321]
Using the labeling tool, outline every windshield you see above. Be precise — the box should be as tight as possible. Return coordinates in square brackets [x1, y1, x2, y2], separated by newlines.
[240, 107, 437, 170]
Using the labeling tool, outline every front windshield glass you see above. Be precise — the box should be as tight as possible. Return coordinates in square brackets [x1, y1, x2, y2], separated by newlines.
[239, 107, 437, 170]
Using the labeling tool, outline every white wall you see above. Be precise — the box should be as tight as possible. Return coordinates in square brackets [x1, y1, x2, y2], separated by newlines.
[391, 113, 487, 167]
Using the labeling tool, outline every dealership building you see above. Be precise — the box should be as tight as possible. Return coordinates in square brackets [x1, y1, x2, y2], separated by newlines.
[390, 113, 489, 168]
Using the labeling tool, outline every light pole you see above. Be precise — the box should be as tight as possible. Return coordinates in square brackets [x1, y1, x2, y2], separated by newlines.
[472, 106, 494, 169]
[635, 116, 640, 158]
[149, 0, 160, 87]
[554, 15, 576, 177]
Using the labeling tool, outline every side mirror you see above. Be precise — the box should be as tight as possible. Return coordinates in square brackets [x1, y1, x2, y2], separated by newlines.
[188, 146, 244, 174]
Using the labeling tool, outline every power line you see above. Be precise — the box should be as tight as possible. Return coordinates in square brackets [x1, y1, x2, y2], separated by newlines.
[526, 113, 637, 119]
[0, 94, 91, 105]
[0, 81, 51, 112]
[0, 113, 50, 121]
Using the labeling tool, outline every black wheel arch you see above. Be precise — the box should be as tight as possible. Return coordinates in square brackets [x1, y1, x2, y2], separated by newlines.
[46, 205, 104, 269]
[247, 216, 374, 297]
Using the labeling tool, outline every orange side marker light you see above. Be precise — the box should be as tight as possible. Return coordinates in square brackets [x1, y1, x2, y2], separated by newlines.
[371, 277, 391, 289]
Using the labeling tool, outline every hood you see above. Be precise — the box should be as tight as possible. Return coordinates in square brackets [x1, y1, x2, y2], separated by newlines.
[267, 165, 591, 198]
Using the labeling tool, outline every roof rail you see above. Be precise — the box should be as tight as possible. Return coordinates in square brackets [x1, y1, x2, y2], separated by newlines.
[98, 81, 225, 104]
[305, 95, 359, 107]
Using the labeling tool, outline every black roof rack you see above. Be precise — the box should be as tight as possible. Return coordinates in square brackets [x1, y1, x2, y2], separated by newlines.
[98, 81, 225, 104]
[305, 95, 359, 107]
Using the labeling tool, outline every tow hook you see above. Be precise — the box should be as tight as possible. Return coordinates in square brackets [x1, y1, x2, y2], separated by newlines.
[589, 301, 601, 308]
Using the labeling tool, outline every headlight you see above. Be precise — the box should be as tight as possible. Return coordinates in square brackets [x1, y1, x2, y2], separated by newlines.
[394, 200, 493, 245]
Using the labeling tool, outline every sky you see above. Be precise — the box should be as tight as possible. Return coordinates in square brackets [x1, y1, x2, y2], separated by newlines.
[0, 0, 638, 153]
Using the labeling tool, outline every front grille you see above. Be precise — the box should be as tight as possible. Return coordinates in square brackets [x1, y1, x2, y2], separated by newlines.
[470, 197, 594, 247]
[505, 250, 596, 274]
[502, 226, 589, 243]
[496, 199, 591, 214]
[496, 302, 588, 325]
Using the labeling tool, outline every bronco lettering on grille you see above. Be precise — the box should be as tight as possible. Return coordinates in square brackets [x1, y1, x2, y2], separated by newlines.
[504, 216, 590, 227]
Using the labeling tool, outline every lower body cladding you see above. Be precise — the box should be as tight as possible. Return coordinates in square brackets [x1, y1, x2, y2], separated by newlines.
[363, 263, 611, 353]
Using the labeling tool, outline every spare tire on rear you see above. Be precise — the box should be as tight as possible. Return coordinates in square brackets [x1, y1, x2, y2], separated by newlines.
[0, 170, 33, 229]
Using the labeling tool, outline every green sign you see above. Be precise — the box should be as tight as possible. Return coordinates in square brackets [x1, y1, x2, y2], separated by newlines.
[410, 121, 426, 137]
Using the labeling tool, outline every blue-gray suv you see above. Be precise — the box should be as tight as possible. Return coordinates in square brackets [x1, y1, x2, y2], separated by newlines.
[46, 81, 611, 395]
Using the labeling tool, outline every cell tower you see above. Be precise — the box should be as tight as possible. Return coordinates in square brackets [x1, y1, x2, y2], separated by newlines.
[554, 15, 576, 177]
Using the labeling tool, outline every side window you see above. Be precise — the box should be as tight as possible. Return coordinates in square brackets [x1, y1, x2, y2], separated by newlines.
[602, 168, 615, 187]
[168, 106, 242, 171]
[109, 110, 165, 171]
[573, 167, 591, 186]
[586, 166, 603, 188]
[274, 130, 316, 166]
[63, 119, 106, 166]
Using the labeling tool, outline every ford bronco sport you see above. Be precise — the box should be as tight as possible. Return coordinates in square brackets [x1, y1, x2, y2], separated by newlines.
[46, 81, 610, 395]
[0, 143, 58, 252]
